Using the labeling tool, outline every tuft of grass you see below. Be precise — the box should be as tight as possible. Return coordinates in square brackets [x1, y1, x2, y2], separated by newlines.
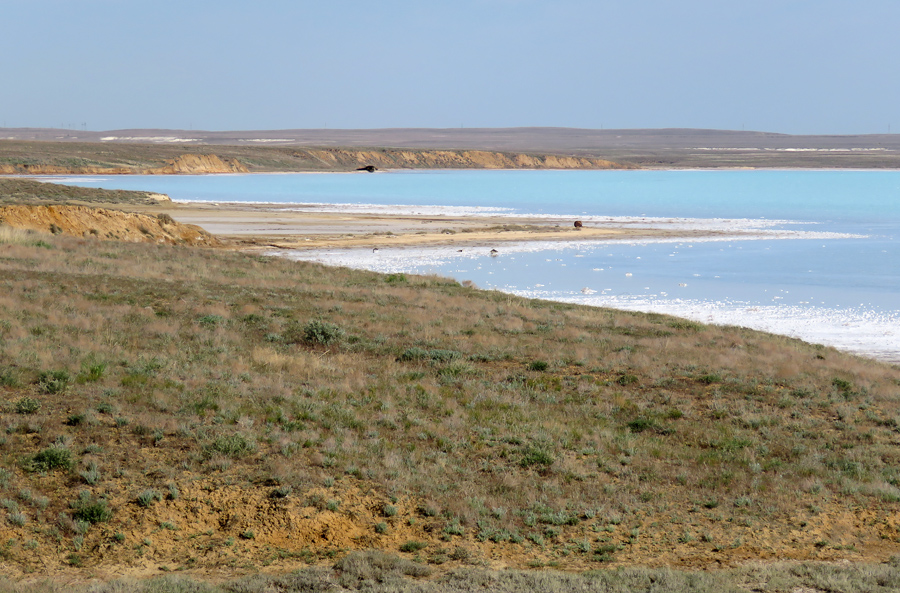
[78, 461, 101, 485]
[135, 489, 163, 508]
[399, 540, 428, 553]
[385, 273, 407, 284]
[77, 361, 107, 383]
[205, 434, 255, 458]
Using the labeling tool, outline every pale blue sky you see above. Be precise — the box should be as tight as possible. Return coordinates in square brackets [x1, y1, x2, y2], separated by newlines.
[2, 0, 898, 134]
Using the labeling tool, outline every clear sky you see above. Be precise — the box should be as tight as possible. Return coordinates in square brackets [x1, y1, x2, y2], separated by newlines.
[2, 0, 898, 135]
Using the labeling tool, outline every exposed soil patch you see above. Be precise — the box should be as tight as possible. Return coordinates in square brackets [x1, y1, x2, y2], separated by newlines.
[0, 153, 248, 175]
[0, 204, 220, 246]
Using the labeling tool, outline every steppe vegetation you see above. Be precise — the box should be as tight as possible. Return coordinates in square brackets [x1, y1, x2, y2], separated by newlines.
[1, 221, 900, 590]
[0, 178, 170, 207]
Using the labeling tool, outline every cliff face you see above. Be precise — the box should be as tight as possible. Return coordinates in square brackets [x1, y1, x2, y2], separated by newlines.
[0, 164, 133, 175]
[0, 205, 219, 246]
[143, 154, 249, 174]
[0, 148, 632, 175]
[0, 154, 248, 175]
[304, 148, 631, 170]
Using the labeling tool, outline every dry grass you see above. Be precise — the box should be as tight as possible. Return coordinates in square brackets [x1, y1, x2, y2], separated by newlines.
[2, 556, 900, 592]
[0, 231, 899, 579]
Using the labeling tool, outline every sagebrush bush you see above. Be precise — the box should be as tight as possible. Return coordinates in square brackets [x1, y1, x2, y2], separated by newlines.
[301, 320, 345, 345]
[71, 492, 113, 524]
[28, 447, 73, 472]
[37, 370, 70, 394]
[135, 490, 162, 508]
[14, 396, 41, 415]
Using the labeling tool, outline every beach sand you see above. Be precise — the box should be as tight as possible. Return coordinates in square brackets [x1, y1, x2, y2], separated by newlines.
[130, 201, 725, 251]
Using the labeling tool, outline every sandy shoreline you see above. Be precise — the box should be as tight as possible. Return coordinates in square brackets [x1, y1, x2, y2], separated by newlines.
[128, 201, 732, 251]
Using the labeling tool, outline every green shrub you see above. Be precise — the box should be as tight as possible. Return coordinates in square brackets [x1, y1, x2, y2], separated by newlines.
[399, 540, 428, 553]
[37, 370, 70, 394]
[71, 492, 113, 524]
[0, 367, 20, 388]
[385, 273, 407, 284]
[399, 347, 429, 361]
[698, 373, 723, 385]
[520, 446, 555, 469]
[65, 413, 86, 426]
[206, 434, 255, 458]
[303, 320, 345, 345]
[14, 397, 41, 415]
[285, 320, 345, 345]
[626, 417, 656, 433]
[528, 360, 549, 372]
[269, 485, 292, 499]
[616, 374, 639, 386]
[28, 447, 73, 472]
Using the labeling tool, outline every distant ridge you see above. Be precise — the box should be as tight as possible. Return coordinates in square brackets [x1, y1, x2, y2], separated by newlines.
[4, 127, 900, 168]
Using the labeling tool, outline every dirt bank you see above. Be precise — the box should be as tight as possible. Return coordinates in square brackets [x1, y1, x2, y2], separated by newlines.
[0, 153, 248, 175]
[0, 204, 220, 246]
[0, 143, 634, 175]
[302, 148, 629, 170]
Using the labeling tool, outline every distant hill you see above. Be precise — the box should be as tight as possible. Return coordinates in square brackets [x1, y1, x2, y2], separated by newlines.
[4, 127, 900, 168]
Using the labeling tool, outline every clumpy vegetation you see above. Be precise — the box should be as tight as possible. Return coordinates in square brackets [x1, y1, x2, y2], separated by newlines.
[1, 229, 900, 582]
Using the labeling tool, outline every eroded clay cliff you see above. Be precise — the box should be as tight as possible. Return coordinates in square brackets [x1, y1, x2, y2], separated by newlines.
[0, 154, 248, 175]
[0, 205, 219, 246]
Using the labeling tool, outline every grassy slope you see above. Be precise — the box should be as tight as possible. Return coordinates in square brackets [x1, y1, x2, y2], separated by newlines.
[0, 225, 899, 583]
[0, 178, 170, 206]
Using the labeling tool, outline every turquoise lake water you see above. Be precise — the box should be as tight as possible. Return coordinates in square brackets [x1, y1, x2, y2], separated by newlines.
[50, 170, 899, 362]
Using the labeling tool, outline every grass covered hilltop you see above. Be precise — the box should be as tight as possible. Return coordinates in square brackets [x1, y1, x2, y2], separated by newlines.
[0, 189, 900, 591]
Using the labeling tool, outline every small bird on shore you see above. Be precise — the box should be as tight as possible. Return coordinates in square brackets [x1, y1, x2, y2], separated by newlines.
[490, 249, 499, 257]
